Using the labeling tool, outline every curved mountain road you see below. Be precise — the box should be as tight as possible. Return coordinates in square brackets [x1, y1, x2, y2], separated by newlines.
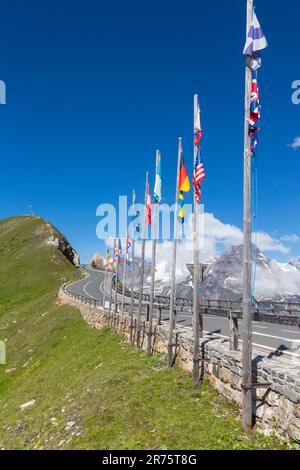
[66, 268, 300, 361]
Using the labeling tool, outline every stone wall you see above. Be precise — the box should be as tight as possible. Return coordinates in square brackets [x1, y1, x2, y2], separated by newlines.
[58, 287, 300, 445]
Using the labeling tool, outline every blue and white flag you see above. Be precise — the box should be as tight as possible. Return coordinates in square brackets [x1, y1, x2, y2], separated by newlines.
[153, 158, 162, 203]
[243, 11, 268, 70]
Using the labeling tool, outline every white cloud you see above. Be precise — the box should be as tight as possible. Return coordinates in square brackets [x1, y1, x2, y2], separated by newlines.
[254, 261, 300, 298]
[281, 233, 300, 243]
[107, 212, 291, 284]
[289, 137, 300, 150]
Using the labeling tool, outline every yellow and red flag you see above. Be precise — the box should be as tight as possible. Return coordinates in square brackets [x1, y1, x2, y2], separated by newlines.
[178, 153, 190, 192]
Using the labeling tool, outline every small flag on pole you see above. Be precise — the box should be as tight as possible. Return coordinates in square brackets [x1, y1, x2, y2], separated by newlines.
[146, 180, 152, 225]
[154, 158, 162, 203]
[249, 71, 261, 156]
[243, 10, 268, 71]
[193, 103, 205, 203]
[178, 153, 190, 193]
[106, 249, 112, 271]
[177, 191, 185, 224]
[126, 234, 132, 264]
[113, 240, 118, 269]
[178, 149, 190, 224]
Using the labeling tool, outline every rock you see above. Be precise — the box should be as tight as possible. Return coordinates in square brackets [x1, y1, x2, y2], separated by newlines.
[50, 417, 58, 426]
[20, 400, 36, 411]
[65, 421, 75, 431]
[290, 425, 300, 443]
[5, 368, 16, 374]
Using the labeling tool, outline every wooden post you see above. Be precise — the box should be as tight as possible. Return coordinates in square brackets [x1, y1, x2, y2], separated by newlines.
[130, 190, 136, 344]
[108, 249, 115, 324]
[136, 172, 149, 349]
[102, 265, 107, 313]
[120, 237, 127, 331]
[229, 310, 239, 351]
[193, 95, 201, 388]
[147, 150, 160, 356]
[242, 0, 254, 432]
[167, 138, 182, 367]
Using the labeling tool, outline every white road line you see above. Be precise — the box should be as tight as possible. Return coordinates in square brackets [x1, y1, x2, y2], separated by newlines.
[254, 325, 268, 329]
[283, 329, 300, 334]
[83, 280, 98, 300]
[203, 330, 300, 359]
[252, 331, 300, 343]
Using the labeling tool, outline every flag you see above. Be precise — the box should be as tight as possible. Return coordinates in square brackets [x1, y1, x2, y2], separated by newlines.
[243, 10, 268, 71]
[177, 191, 185, 224]
[249, 71, 261, 156]
[178, 152, 190, 192]
[193, 103, 205, 203]
[146, 180, 152, 225]
[106, 249, 112, 271]
[113, 240, 118, 269]
[154, 158, 162, 203]
[126, 234, 132, 264]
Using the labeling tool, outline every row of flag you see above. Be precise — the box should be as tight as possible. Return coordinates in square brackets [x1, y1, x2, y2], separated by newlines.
[105, 99, 207, 266]
[243, 10, 268, 157]
[105, 234, 133, 271]
[104, 7, 268, 270]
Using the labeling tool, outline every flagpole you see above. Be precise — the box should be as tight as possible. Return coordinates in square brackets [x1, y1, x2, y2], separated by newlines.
[130, 190, 136, 344]
[103, 263, 107, 312]
[193, 94, 202, 388]
[167, 138, 182, 367]
[242, 0, 254, 432]
[120, 237, 127, 331]
[108, 241, 116, 325]
[147, 150, 160, 356]
[113, 238, 120, 331]
[136, 172, 149, 349]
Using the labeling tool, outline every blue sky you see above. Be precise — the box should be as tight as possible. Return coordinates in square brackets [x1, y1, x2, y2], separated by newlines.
[0, 0, 299, 264]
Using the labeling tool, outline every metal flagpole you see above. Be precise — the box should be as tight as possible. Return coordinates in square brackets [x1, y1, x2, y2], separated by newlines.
[136, 172, 149, 349]
[130, 190, 136, 344]
[167, 138, 182, 367]
[120, 237, 128, 331]
[193, 94, 201, 388]
[147, 150, 160, 356]
[113, 238, 120, 331]
[242, 0, 254, 432]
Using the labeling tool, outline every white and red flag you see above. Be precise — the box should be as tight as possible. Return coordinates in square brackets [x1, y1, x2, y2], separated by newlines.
[146, 180, 152, 225]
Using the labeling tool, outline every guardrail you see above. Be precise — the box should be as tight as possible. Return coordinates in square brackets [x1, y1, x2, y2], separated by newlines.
[63, 275, 300, 331]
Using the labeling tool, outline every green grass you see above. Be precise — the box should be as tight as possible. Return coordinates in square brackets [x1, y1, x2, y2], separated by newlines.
[0, 216, 291, 450]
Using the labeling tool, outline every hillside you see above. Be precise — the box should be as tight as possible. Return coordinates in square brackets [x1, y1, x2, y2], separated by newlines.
[0, 217, 288, 450]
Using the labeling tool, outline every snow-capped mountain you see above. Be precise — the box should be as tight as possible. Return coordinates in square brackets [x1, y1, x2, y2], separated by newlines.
[151, 245, 300, 301]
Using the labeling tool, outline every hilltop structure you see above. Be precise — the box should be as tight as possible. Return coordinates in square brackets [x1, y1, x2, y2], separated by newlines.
[91, 252, 104, 270]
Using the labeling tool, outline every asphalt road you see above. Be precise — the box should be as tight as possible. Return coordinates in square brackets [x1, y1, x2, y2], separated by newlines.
[66, 268, 300, 362]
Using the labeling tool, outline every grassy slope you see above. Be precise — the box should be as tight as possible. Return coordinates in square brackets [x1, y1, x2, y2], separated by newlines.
[0, 217, 290, 450]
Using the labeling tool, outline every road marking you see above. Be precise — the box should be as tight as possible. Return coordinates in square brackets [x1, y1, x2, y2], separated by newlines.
[252, 331, 300, 343]
[83, 280, 98, 300]
[283, 329, 300, 334]
[203, 330, 300, 359]
[254, 325, 267, 329]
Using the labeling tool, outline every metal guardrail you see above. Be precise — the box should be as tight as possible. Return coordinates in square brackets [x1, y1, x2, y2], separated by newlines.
[63, 276, 300, 328]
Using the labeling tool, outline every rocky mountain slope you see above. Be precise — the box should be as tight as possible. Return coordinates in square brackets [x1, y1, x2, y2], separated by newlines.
[132, 245, 300, 302]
